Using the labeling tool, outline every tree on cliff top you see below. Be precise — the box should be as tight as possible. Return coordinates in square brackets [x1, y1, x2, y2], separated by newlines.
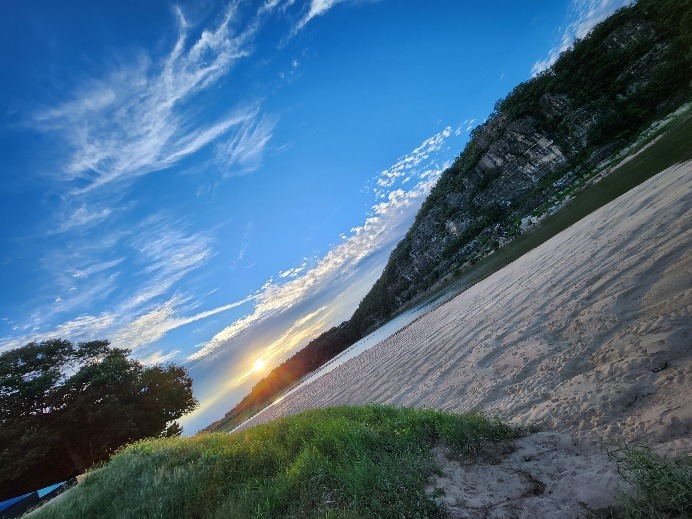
[0, 339, 197, 499]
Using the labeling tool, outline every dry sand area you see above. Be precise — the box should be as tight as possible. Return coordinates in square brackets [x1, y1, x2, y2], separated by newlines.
[243, 161, 691, 516]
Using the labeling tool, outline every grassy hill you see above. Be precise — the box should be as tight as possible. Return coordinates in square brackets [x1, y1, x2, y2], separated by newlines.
[26, 406, 692, 518]
[28, 407, 516, 518]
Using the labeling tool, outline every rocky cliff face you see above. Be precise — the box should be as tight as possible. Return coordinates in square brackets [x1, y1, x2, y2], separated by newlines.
[350, 1, 690, 332]
[373, 114, 578, 312]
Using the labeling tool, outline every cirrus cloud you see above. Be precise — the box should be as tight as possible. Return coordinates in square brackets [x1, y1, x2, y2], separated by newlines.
[31, 3, 278, 195]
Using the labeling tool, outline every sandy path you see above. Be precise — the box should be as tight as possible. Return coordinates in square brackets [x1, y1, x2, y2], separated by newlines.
[242, 161, 691, 455]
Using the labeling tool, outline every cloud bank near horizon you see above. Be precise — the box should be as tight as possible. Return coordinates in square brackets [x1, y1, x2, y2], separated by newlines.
[187, 126, 454, 364]
[0, 126, 460, 364]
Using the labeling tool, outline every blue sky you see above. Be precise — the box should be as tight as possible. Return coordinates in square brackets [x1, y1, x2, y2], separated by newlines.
[0, 0, 631, 432]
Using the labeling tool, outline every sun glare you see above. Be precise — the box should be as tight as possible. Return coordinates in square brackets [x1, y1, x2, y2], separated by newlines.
[252, 358, 266, 372]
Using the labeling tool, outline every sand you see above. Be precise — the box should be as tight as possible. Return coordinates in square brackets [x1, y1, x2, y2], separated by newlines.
[426, 432, 628, 518]
[241, 161, 691, 515]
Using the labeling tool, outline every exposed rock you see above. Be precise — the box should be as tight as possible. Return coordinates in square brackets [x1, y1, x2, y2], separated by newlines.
[520, 216, 538, 232]
[602, 20, 656, 52]
[539, 93, 570, 119]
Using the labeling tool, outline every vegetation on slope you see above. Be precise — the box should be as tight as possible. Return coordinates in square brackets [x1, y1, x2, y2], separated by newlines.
[29, 406, 516, 519]
[395, 105, 692, 318]
[354, 0, 692, 329]
[205, 0, 692, 433]
[611, 445, 692, 519]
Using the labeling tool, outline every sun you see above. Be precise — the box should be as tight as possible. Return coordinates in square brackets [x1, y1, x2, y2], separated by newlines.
[252, 358, 266, 372]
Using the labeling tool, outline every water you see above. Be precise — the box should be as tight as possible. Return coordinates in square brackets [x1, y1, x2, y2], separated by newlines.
[272, 307, 427, 403]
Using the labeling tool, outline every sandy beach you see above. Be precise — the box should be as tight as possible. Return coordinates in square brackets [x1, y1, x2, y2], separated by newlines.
[243, 160, 691, 457]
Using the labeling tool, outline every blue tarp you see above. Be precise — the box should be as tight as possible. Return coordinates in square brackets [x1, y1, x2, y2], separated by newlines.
[0, 494, 32, 513]
[0, 481, 66, 512]
[38, 483, 64, 498]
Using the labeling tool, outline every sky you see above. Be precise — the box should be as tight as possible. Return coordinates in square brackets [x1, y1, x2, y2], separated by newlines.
[0, 0, 632, 432]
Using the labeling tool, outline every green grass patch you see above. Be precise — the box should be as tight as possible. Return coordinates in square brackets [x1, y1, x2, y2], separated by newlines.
[610, 444, 692, 519]
[29, 406, 516, 519]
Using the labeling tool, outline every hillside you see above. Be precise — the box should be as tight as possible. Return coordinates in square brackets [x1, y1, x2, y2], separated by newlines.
[204, 0, 692, 433]
[350, 0, 691, 331]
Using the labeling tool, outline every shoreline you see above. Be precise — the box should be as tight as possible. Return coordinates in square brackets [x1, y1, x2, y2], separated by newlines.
[220, 109, 692, 434]
[238, 160, 692, 455]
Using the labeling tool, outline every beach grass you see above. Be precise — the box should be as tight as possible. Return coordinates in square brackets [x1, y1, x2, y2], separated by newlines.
[611, 445, 692, 519]
[27, 406, 516, 519]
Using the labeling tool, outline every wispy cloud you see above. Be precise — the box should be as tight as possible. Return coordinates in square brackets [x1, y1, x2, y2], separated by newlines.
[372, 127, 451, 192]
[0, 215, 218, 354]
[111, 294, 255, 351]
[279, 259, 308, 278]
[58, 205, 113, 232]
[29, 247, 126, 324]
[217, 112, 278, 174]
[114, 215, 215, 315]
[69, 258, 126, 281]
[292, 0, 348, 34]
[532, 0, 634, 75]
[229, 222, 255, 271]
[31, 3, 276, 194]
[0, 312, 116, 353]
[0, 288, 254, 359]
[137, 349, 182, 365]
[289, 0, 378, 38]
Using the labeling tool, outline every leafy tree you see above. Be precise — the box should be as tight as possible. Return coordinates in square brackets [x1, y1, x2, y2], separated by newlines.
[0, 339, 197, 499]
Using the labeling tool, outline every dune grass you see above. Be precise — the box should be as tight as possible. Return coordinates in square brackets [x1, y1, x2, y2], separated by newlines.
[610, 445, 692, 519]
[28, 406, 516, 519]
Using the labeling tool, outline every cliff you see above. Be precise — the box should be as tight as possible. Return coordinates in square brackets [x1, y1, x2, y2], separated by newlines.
[349, 0, 691, 332]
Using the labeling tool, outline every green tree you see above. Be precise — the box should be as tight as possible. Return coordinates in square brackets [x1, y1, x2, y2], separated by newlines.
[0, 339, 197, 499]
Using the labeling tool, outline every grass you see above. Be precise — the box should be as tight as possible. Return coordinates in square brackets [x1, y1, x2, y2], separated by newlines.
[28, 406, 516, 519]
[610, 445, 692, 519]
